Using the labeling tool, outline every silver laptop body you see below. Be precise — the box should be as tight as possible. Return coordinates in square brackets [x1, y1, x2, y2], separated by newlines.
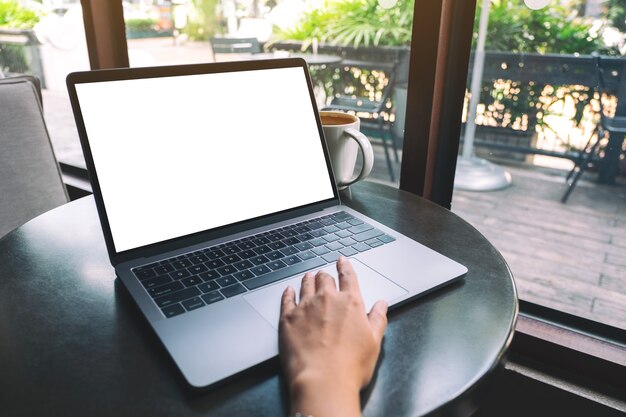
[67, 58, 467, 388]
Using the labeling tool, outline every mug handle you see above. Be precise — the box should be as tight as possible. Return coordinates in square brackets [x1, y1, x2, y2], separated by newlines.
[338, 127, 374, 188]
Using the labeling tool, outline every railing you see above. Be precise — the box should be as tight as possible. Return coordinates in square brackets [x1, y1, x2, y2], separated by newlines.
[0, 28, 45, 87]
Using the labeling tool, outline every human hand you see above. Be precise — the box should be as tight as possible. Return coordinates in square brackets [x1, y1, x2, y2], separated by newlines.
[278, 256, 388, 417]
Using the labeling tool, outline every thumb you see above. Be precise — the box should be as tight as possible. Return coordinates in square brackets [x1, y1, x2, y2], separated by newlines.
[368, 300, 388, 343]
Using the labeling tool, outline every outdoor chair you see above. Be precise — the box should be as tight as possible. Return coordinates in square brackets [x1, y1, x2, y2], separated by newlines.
[209, 37, 262, 61]
[322, 59, 401, 182]
[0, 75, 69, 238]
[562, 54, 626, 203]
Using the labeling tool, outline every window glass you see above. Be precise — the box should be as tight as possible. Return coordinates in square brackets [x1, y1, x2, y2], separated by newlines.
[452, 0, 626, 330]
[0, 0, 90, 167]
[123, 0, 412, 188]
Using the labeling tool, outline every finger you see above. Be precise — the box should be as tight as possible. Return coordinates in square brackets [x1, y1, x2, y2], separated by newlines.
[299, 272, 316, 301]
[336, 256, 361, 295]
[368, 300, 388, 343]
[315, 270, 337, 293]
[280, 286, 296, 318]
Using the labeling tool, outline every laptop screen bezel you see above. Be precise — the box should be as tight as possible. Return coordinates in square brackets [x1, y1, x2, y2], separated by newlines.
[66, 58, 340, 266]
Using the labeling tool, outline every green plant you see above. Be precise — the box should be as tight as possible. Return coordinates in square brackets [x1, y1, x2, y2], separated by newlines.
[0, 0, 40, 29]
[473, 0, 604, 137]
[182, 0, 220, 41]
[276, 0, 414, 49]
[125, 18, 158, 33]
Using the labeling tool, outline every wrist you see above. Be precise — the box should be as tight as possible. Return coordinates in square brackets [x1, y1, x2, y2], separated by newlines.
[289, 370, 361, 417]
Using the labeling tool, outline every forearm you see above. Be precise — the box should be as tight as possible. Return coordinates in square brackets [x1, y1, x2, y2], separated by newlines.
[289, 371, 362, 417]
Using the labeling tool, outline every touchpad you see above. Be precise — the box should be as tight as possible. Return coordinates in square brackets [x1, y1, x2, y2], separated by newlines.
[243, 259, 408, 330]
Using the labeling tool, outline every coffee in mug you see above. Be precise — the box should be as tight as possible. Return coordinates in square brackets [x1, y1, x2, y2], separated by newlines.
[320, 111, 374, 189]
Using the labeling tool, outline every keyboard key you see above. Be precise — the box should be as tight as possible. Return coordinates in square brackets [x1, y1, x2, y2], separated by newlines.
[239, 249, 257, 259]
[352, 243, 371, 252]
[338, 237, 357, 247]
[142, 274, 172, 289]
[267, 233, 284, 242]
[323, 225, 340, 233]
[205, 259, 225, 269]
[348, 223, 373, 234]
[162, 304, 185, 318]
[320, 218, 337, 226]
[253, 245, 272, 254]
[310, 229, 326, 238]
[234, 270, 255, 281]
[294, 225, 311, 233]
[253, 237, 270, 245]
[268, 260, 288, 270]
[135, 268, 156, 280]
[220, 283, 247, 298]
[366, 239, 384, 248]
[269, 241, 287, 250]
[307, 221, 324, 230]
[222, 254, 242, 264]
[336, 230, 352, 238]
[323, 234, 340, 242]
[188, 255, 209, 264]
[322, 252, 341, 263]
[295, 241, 314, 251]
[297, 233, 314, 241]
[283, 237, 300, 246]
[170, 270, 191, 280]
[297, 250, 317, 261]
[309, 237, 327, 246]
[154, 264, 174, 274]
[325, 241, 344, 251]
[352, 228, 384, 242]
[312, 246, 330, 256]
[149, 281, 184, 298]
[244, 257, 326, 290]
[154, 287, 201, 308]
[250, 255, 269, 265]
[347, 218, 364, 226]
[234, 260, 254, 271]
[222, 246, 239, 255]
[206, 249, 225, 260]
[266, 251, 285, 260]
[201, 290, 224, 305]
[339, 247, 358, 257]
[172, 260, 192, 269]
[237, 241, 256, 251]
[216, 275, 238, 287]
[335, 222, 352, 230]
[182, 297, 205, 311]
[181, 275, 203, 287]
[378, 234, 396, 243]
[250, 265, 271, 276]
[187, 264, 208, 274]
[333, 212, 353, 222]
[280, 246, 299, 256]
[282, 229, 298, 237]
[198, 281, 220, 293]
[199, 270, 220, 281]
[283, 255, 302, 266]
[217, 265, 237, 276]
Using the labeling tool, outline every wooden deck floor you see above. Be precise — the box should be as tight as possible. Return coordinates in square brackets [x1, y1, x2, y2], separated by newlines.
[367, 144, 626, 330]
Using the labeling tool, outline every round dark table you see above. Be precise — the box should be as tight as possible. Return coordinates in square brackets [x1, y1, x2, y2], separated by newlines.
[0, 181, 517, 417]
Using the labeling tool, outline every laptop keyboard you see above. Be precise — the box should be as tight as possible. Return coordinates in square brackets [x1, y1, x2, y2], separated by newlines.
[131, 211, 395, 318]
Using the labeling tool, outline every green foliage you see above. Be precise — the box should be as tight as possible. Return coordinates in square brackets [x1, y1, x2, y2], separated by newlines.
[183, 0, 221, 41]
[276, 0, 413, 48]
[477, 0, 602, 54]
[125, 18, 159, 33]
[607, 0, 626, 32]
[0, 0, 40, 29]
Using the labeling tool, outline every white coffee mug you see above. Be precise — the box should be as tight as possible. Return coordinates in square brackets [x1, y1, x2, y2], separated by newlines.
[320, 111, 374, 189]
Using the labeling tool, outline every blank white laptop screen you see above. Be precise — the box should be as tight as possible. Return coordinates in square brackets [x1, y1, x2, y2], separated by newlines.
[75, 67, 335, 253]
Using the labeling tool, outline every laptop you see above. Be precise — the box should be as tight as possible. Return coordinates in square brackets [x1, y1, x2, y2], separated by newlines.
[66, 58, 467, 388]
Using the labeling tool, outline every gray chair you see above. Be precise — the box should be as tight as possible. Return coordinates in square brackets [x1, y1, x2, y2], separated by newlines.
[0, 75, 69, 238]
[209, 37, 261, 61]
